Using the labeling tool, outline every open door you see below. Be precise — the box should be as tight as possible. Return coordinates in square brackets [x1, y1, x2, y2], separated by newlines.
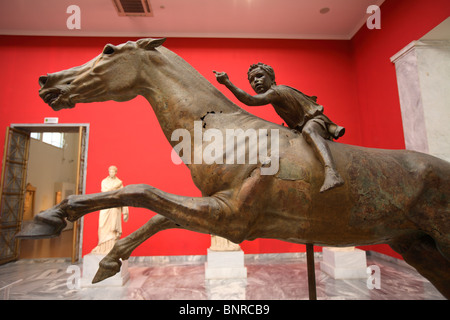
[0, 128, 30, 265]
[1, 124, 88, 264]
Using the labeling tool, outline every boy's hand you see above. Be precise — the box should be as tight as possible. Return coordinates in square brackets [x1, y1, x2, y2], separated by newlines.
[213, 70, 230, 85]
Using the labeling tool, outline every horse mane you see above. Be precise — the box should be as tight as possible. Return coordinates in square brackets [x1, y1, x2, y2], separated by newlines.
[157, 46, 246, 112]
[156, 45, 290, 132]
[159, 47, 212, 89]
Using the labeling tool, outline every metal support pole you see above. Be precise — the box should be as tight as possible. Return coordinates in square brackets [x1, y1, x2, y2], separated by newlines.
[306, 243, 317, 300]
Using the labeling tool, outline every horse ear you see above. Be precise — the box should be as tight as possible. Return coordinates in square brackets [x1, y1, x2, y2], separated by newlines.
[137, 38, 166, 50]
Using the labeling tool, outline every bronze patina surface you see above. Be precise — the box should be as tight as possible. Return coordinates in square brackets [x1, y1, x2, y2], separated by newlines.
[17, 39, 449, 298]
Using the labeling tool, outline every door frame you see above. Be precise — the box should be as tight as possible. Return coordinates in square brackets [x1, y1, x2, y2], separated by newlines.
[0, 128, 30, 264]
[10, 123, 89, 262]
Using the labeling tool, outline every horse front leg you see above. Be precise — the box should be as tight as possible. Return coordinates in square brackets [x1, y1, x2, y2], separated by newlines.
[17, 183, 241, 242]
[94, 214, 179, 283]
[17, 188, 129, 239]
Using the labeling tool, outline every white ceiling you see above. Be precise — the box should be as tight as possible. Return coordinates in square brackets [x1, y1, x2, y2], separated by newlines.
[0, 0, 386, 40]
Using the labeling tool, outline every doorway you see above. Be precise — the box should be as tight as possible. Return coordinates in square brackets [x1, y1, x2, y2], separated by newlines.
[0, 124, 88, 264]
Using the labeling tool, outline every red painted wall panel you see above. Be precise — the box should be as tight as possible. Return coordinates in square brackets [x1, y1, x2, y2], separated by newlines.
[0, 36, 359, 256]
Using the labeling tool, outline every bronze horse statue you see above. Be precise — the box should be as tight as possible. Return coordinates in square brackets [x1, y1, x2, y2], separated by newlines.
[18, 38, 449, 298]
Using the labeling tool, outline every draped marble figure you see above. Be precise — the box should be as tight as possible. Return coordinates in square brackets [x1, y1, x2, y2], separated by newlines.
[91, 166, 128, 255]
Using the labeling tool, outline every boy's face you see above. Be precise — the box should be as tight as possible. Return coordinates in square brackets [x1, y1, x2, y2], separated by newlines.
[248, 67, 273, 94]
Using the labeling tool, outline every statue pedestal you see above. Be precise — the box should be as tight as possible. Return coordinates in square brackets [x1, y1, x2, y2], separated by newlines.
[204, 236, 247, 299]
[205, 249, 247, 280]
[81, 253, 130, 287]
[320, 247, 367, 279]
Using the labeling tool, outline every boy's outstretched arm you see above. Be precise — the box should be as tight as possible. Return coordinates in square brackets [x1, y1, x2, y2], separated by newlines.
[213, 71, 276, 106]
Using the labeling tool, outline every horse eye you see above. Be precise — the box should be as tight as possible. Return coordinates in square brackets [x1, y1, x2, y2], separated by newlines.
[103, 45, 115, 55]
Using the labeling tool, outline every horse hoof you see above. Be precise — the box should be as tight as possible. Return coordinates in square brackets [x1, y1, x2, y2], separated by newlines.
[92, 258, 122, 283]
[15, 208, 67, 239]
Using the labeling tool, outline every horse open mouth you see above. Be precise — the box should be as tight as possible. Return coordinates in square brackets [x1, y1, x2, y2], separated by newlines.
[43, 91, 60, 105]
[42, 90, 75, 110]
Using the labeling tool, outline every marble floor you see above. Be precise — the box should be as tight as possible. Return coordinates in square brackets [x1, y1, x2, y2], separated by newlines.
[0, 252, 445, 301]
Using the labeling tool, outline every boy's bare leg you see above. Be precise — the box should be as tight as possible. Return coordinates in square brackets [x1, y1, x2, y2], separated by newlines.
[302, 122, 344, 192]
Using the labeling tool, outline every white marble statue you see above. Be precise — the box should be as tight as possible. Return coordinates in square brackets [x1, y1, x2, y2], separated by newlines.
[210, 235, 240, 251]
[91, 166, 129, 255]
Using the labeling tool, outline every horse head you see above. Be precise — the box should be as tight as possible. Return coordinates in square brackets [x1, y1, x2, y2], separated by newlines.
[38, 38, 166, 111]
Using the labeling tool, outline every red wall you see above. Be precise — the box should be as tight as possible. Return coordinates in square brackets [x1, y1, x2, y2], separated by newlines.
[352, 0, 450, 149]
[1, 0, 448, 258]
[0, 36, 359, 257]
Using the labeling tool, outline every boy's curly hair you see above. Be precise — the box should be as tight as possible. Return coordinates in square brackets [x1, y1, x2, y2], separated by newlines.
[248, 62, 276, 85]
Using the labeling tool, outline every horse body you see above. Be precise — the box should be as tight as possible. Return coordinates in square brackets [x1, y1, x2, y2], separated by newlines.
[20, 38, 449, 298]
[190, 108, 447, 248]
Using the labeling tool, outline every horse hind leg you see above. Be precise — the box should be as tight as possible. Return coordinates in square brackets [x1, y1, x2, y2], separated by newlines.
[93, 214, 179, 283]
[390, 233, 450, 299]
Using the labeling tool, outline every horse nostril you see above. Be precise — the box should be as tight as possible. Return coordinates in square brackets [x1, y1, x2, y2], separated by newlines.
[39, 75, 48, 87]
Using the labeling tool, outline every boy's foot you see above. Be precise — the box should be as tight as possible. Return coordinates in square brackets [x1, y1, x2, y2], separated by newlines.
[320, 167, 344, 193]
